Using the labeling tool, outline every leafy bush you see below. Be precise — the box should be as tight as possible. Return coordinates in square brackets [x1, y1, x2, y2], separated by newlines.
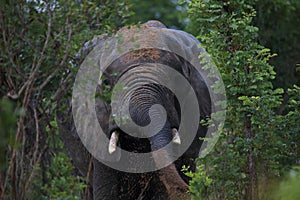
[184, 0, 300, 199]
[0, 0, 130, 199]
[35, 119, 87, 200]
[40, 151, 86, 200]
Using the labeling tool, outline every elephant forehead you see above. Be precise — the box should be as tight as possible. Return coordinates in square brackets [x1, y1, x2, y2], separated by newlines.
[102, 49, 184, 84]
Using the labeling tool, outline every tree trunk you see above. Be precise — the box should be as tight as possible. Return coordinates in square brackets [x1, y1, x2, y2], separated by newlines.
[244, 116, 258, 200]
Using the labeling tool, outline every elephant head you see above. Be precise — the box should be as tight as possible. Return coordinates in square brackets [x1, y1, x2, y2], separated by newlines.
[57, 20, 223, 200]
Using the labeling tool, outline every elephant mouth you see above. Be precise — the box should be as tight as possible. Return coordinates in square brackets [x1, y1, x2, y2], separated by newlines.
[108, 128, 190, 199]
[108, 128, 181, 154]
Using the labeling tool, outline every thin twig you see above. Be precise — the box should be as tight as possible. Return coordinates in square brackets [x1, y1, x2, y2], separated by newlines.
[31, 6, 52, 76]
[51, 71, 74, 100]
[5, 59, 33, 199]
[19, 120, 26, 198]
[24, 145, 48, 194]
[13, 5, 52, 100]
[84, 156, 93, 200]
[32, 107, 40, 165]
[34, 17, 72, 92]
[0, 172, 6, 199]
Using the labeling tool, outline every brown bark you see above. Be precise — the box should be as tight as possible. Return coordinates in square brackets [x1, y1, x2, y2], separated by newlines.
[244, 116, 258, 200]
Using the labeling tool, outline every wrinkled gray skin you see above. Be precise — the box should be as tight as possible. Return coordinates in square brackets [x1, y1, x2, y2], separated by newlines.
[56, 21, 211, 200]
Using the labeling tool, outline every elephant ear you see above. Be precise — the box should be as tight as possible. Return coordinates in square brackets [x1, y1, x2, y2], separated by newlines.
[55, 33, 111, 177]
[75, 33, 109, 60]
[56, 97, 92, 177]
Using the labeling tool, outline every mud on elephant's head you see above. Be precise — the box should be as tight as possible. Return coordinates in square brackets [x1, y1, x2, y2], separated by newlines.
[57, 20, 220, 200]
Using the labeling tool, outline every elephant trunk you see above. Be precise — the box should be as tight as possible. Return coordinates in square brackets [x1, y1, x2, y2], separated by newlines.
[150, 125, 189, 200]
[147, 108, 189, 199]
[157, 162, 190, 200]
[126, 86, 189, 198]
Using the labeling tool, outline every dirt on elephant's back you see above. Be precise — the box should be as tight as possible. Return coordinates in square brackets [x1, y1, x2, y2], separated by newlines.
[121, 48, 162, 63]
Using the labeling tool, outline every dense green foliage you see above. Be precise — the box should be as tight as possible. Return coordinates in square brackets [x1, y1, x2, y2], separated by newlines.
[126, 0, 300, 89]
[256, 0, 300, 89]
[38, 120, 86, 200]
[0, 0, 130, 199]
[185, 0, 300, 199]
[29, 119, 86, 200]
[0, 99, 17, 171]
[127, 0, 187, 29]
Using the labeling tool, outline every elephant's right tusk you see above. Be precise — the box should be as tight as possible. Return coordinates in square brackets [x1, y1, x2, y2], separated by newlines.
[172, 128, 181, 144]
[108, 131, 119, 154]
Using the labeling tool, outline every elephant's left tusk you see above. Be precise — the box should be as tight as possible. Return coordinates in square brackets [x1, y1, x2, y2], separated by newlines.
[108, 131, 119, 154]
[172, 128, 181, 144]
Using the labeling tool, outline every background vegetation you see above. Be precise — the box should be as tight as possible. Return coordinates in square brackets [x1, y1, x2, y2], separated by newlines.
[1, 0, 299, 199]
[185, 0, 299, 199]
[0, 0, 130, 199]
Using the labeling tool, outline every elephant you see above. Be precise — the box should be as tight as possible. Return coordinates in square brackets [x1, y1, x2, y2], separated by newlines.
[56, 20, 216, 200]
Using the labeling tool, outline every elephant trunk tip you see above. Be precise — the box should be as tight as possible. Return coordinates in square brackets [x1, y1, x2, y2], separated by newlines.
[159, 163, 190, 200]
